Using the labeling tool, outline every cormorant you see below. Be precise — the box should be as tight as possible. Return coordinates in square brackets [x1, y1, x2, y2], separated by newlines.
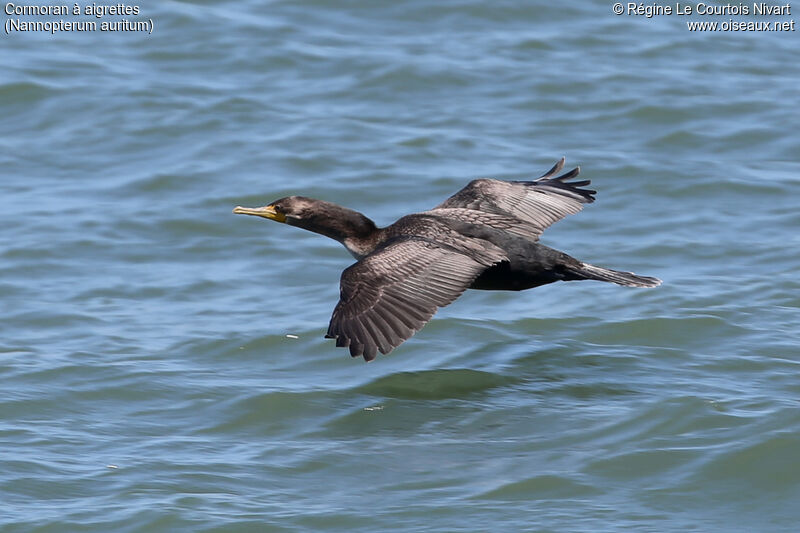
[233, 158, 660, 361]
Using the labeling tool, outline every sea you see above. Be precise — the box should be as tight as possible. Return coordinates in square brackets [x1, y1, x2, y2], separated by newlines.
[2, 1, 799, 531]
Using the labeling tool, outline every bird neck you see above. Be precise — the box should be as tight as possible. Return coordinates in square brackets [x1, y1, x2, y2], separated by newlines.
[288, 202, 381, 259]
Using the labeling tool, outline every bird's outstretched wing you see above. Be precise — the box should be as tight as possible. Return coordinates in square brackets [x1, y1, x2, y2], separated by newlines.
[435, 158, 596, 239]
[326, 237, 506, 361]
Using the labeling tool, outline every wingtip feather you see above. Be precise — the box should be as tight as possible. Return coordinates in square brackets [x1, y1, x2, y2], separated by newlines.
[539, 157, 566, 179]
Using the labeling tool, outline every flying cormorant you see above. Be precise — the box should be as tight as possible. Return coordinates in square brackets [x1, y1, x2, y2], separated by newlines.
[233, 158, 660, 361]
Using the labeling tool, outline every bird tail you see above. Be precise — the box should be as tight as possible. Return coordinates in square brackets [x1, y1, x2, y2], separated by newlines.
[567, 262, 661, 288]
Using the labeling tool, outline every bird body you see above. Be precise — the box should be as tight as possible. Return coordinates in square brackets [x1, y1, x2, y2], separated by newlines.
[233, 159, 660, 361]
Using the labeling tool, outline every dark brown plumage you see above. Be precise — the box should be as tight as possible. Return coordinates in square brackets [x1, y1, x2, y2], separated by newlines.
[233, 158, 661, 361]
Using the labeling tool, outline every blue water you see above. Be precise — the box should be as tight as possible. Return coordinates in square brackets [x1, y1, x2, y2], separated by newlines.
[2, 1, 799, 531]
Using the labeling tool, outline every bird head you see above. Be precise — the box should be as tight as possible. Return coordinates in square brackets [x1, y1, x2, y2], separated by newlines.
[233, 196, 317, 225]
[234, 196, 377, 243]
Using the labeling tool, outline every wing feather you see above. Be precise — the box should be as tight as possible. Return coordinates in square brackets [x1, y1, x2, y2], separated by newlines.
[434, 158, 596, 239]
[326, 237, 505, 361]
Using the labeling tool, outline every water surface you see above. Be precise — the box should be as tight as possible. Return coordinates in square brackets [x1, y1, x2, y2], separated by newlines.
[2, 1, 799, 531]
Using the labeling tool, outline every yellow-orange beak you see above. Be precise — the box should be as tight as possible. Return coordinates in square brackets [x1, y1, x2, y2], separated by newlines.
[232, 205, 287, 223]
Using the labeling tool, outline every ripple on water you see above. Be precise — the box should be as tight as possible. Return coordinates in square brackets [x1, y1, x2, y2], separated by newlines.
[0, 81, 57, 107]
[355, 368, 520, 400]
[476, 474, 601, 500]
